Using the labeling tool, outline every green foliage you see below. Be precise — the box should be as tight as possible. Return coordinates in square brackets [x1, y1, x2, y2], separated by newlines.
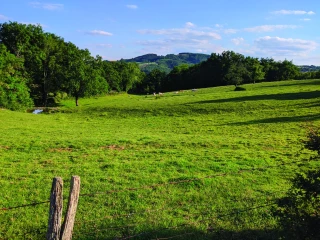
[304, 126, 320, 154]
[133, 69, 166, 93]
[102, 61, 143, 93]
[0, 44, 33, 110]
[124, 53, 210, 74]
[274, 170, 320, 240]
[0, 22, 112, 108]
[274, 125, 320, 239]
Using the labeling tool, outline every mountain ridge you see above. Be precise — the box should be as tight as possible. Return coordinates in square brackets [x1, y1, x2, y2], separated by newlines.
[122, 52, 210, 73]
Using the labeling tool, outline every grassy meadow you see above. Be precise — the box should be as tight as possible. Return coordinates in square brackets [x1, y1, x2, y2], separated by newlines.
[1, 79, 320, 239]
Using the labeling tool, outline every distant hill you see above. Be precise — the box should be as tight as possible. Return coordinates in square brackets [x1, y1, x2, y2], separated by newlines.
[122, 53, 210, 73]
[298, 65, 320, 72]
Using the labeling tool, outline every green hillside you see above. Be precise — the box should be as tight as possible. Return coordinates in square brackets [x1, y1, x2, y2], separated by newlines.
[1, 79, 320, 239]
[123, 52, 210, 73]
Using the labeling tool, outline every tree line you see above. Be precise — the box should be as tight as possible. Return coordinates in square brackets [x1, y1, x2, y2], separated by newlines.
[0, 22, 143, 110]
[1, 21, 319, 110]
[132, 51, 320, 94]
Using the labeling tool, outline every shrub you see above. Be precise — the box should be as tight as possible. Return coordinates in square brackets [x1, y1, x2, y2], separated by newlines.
[273, 125, 320, 239]
[234, 86, 246, 91]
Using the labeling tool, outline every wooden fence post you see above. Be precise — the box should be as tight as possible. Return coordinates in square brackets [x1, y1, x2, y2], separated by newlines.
[60, 176, 81, 240]
[47, 177, 63, 240]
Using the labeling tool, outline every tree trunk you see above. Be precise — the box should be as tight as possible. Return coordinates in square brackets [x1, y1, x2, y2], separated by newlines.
[75, 95, 79, 106]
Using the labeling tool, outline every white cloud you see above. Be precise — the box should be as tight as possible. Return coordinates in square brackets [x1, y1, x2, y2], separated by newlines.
[136, 23, 222, 55]
[126, 4, 138, 9]
[272, 10, 315, 15]
[300, 18, 311, 21]
[0, 14, 9, 20]
[185, 22, 195, 28]
[215, 24, 223, 28]
[231, 37, 244, 45]
[138, 27, 221, 39]
[29, 2, 64, 10]
[137, 38, 224, 56]
[224, 29, 238, 34]
[96, 43, 112, 48]
[255, 36, 317, 56]
[245, 25, 298, 32]
[86, 30, 113, 36]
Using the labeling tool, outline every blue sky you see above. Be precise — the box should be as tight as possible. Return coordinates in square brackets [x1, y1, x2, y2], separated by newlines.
[0, 0, 319, 65]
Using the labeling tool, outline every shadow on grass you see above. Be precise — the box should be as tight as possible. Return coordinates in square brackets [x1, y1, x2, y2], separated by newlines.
[73, 225, 281, 240]
[223, 113, 320, 126]
[187, 90, 320, 105]
[260, 79, 320, 88]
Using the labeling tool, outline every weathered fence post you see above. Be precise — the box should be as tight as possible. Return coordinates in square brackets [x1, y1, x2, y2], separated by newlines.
[60, 176, 81, 240]
[47, 177, 63, 240]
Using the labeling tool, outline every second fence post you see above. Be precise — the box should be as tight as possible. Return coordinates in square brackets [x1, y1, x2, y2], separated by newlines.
[61, 176, 81, 240]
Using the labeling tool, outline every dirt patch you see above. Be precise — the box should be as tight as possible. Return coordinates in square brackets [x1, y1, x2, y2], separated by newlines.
[0, 146, 10, 150]
[47, 147, 73, 153]
[101, 145, 125, 151]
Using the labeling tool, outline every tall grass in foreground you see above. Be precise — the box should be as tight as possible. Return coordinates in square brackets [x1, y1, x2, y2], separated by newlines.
[0, 79, 320, 239]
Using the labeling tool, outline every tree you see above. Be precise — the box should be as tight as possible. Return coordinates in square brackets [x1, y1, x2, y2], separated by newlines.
[244, 57, 265, 84]
[221, 51, 248, 86]
[0, 22, 66, 106]
[0, 44, 33, 110]
[62, 43, 108, 106]
[141, 69, 166, 93]
[102, 61, 122, 92]
[118, 62, 143, 92]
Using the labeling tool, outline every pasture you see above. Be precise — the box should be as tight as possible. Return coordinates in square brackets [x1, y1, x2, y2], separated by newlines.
[0, 79, 320, 239]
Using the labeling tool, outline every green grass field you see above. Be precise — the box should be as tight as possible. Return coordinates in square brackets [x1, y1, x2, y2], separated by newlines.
[1, 79, 320, 239]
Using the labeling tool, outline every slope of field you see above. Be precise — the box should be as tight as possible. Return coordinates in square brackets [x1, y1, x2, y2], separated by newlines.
[0, 80, 320, 239]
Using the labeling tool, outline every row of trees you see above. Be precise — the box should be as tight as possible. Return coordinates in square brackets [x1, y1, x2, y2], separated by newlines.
[133, 51, 320, 94]
[0, 22, 143, 109]
[1, 21, 319, 109]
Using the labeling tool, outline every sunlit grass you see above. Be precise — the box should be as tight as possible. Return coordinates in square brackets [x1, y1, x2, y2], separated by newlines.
[0, 79, 320, 239]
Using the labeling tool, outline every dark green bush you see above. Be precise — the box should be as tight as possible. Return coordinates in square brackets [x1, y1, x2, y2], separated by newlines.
[234, 86, 246, 91]
[273, 125, 320, 239]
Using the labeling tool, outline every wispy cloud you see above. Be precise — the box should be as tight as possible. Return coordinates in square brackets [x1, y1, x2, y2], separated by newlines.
[224, 29, 238, 34]
[29, 2, 64, 10]
[86, 30, 113, 36]
[21, 22, 47, 28]
[255, 36, 317, 56]
[272, 10, 315, 15]
[136, 23, 222, 55]
[300, 18, 311, 21]
[126, 4, 138, 9]
[245, 25, 298, 32]
[138, 27, 221, 39]
[0, 14, 9, 20]
[96, 43, 112, 48]
[231, 37, 244, 45]
[185, 22, 195, 28]
[137, 38, 224, 56]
